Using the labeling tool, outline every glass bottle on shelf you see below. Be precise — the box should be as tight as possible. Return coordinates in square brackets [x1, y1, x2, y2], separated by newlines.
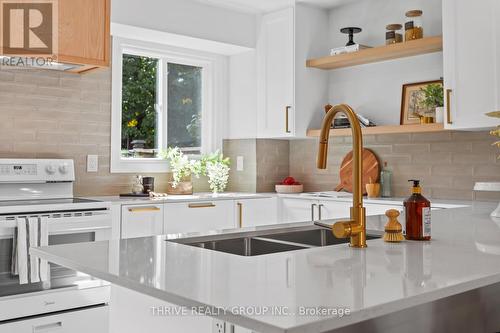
[380, 162, 393, 198]
[405, 10, 424, 41]
[385, 24, 403, 45]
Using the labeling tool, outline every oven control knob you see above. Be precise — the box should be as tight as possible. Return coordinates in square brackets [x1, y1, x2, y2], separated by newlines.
[59, 164, 69, 174]
[45, 165, 57, 175]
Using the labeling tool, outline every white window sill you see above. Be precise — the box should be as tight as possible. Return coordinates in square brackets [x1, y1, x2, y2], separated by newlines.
[110, 158, 169, 174]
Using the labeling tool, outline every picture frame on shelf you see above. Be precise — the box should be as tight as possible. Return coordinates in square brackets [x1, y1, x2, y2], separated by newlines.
[400, 80, 443, 125]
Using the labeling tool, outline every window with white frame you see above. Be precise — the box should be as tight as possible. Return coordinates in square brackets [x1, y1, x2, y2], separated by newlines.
[111, 37, 224, 173]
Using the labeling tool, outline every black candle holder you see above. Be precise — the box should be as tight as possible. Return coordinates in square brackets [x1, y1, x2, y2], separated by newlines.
[340, 27, 362, 46]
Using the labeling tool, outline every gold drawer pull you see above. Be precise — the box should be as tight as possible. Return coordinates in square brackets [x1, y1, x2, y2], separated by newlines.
[188, 203, 216, 209]
[128, 207, 161, 213]
[285, 106, 292, 133]
[446, 89, 453, 124]
[237, 202, 243, 228]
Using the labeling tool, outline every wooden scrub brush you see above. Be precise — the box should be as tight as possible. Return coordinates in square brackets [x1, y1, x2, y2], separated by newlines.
[383, 209, 404, 243]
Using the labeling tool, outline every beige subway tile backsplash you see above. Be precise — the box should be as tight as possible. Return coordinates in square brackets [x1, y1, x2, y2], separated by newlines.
[0, 67, 186, 196]
[1, 67, 499, 200]
[288, 132, 500, 201]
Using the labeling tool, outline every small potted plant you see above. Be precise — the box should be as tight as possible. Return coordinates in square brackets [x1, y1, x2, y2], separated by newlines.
[201, 151, 230, 196]
[419, 83, 444, 123]
[161, 147, 201, 195]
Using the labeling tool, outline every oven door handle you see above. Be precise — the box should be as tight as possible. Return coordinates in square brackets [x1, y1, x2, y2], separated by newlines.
[55, 225, 112, 233]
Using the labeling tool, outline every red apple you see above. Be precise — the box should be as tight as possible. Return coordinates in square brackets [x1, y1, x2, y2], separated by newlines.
[283, 177, 296, 185]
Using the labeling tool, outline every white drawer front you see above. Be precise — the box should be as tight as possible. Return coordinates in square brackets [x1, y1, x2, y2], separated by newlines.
[121, 204, 164, 238]
[0, 305, 108, 333]
[280, 198, 315, 223]
[164, 201, 234, 234]
[236, 198, 278, 228]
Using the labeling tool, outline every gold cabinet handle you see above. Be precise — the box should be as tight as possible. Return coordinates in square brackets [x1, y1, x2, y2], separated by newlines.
[285, 106, 292, 133]
[128, 206, 161, 213]
[237, 202, 243, 228]
[188, 202, 216, 209]
[446, 89, 453, 124]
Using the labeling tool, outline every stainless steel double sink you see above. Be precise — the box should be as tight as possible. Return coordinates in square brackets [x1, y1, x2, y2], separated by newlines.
[169, 226, 382, 257]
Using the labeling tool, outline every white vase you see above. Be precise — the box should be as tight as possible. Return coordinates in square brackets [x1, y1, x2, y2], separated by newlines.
[435, 106, 444, 123]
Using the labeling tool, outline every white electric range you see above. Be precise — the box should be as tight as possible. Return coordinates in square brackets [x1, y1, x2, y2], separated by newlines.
[0, 159, 111, 332]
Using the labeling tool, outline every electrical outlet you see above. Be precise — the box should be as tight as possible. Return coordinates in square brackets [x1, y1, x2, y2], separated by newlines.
[212, 319, 226, 333]
[236, 156, 244, 171]
[87, 155, 98, 173]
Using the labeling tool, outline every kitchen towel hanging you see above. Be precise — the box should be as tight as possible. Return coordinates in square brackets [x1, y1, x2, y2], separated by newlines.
[11, 216, 49, 284]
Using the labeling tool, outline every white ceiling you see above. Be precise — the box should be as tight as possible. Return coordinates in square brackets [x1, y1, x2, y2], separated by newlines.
[196, 0, 355, 13]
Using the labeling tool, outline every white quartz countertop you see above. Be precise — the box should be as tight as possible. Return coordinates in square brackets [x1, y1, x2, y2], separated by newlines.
[84, 192, 274, 205]
[32, 202, 500, 333]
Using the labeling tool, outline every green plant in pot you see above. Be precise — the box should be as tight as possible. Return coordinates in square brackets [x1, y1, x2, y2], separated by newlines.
[201, 151, 231, 196]
[161, 147, 202, 195]
[419, 83, 444, 123]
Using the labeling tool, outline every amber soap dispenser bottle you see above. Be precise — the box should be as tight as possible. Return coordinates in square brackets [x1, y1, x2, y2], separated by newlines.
[404, 180, 431, 240]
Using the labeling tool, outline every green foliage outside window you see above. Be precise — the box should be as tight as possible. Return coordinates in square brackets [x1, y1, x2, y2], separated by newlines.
[121, 54, 158, 154]
[121, 55, 203, 157]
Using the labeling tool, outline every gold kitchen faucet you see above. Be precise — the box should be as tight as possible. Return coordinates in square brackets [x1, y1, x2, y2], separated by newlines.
[315, 104, 367, 248]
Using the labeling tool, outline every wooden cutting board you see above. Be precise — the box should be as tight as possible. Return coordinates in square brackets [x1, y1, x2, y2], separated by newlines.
[335, 148, 380, 194]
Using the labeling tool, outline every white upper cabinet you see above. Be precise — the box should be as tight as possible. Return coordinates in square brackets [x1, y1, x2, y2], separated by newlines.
[443, 0, 500, 129]
[256, 5, 329, 138]
[227, 5, 329, 139]
[257, 7, 295, 138]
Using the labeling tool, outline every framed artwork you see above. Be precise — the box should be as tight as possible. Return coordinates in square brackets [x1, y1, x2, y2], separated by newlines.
[400, 80, 443, 125]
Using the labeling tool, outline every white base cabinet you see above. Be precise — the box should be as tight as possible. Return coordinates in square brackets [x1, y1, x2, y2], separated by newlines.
[235, 197, 278, 228]
[164, 200, 235, 234]
[280, 198, 316, 223]
[121, 204, 164, 238]
[279, 197, 402, 223]
[109, 285, 211, 333]
[0, 306, 108, 333]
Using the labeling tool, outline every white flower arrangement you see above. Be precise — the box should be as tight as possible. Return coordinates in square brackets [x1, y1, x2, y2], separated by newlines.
[201, 151, 231, 195]
[205, 162, 230, 194]
[161, 148, 230, 194]
[161, 147, 201, 188]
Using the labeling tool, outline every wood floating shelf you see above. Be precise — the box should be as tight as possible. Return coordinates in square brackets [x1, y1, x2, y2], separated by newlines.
[306, 36, 443, 70]
[306, 123, 445, 137]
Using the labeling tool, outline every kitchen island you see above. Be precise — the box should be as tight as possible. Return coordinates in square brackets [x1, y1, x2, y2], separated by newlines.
[32, 202, 500, 333]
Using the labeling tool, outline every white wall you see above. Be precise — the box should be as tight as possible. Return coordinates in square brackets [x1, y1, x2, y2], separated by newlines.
[327, 0, 443, 125]
[111, 0, 257, 48]
[294, 4, 330, 137]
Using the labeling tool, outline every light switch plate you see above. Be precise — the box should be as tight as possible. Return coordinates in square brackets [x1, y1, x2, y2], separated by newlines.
[236, 156, 244, 171]
[87, 155, 98, 172]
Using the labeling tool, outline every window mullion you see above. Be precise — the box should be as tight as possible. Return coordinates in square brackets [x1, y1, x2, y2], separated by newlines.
[155, 59, 163, 156]
[162, 58, 169, 151]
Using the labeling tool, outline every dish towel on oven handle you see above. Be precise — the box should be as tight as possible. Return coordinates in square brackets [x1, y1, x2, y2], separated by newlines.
[13, 218, 28, 284]
[11, 217, 49, 284]
[39, 216, 49, 282]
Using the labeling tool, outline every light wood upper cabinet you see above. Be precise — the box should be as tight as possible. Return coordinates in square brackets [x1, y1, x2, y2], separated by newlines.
[442, 0, 499, 129]
[58, 0, 110, 72]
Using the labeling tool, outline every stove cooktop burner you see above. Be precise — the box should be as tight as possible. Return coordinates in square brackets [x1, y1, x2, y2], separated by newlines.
[0, 198, 101, 207]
